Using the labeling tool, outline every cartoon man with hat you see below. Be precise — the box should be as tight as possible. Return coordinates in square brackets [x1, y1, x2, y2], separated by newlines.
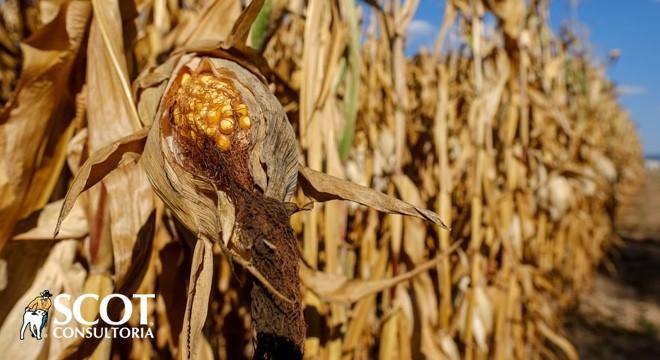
[25, 290, 53, 334]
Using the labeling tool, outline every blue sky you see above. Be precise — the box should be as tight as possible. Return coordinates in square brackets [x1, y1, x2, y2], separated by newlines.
[407, 0, 660, 156]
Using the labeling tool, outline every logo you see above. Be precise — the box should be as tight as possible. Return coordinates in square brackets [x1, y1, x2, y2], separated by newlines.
[20, 289, 52, 340]
[19, 290, 155, 340]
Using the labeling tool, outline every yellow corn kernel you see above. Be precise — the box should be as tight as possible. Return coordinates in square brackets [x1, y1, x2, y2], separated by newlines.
[239, 116, 251, 129]
[204, 125, 216, 136]
[207, 110, 220, 124]
[216, 134, 231, 151]
[221, 104, 233, 115]
[220, 119, 234, 134]
[181, 73, 191, 85]
[236, 103, 249, 117]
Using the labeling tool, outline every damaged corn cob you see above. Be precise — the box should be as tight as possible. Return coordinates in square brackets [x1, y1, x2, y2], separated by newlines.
[168, 64, 252, 153]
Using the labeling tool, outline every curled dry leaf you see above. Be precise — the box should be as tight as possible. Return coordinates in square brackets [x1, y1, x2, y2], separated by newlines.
[178, 0, 242, 47]
[180, 237, 213, 360]
[299, 165, 449, 230]
[55, 127, 150, 236]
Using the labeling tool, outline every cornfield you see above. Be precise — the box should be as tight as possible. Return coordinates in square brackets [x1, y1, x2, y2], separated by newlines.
[0, 0, 644, 359]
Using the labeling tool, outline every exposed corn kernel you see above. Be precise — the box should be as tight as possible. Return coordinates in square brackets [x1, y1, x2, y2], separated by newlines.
[207, 110, 220, 123]
[236, 104, 248, 117]
[216, 134, 231, 151]
[239, 116, 251, 129]
[181, 73, 191, 85]
[221, 104, 233, 116]
[204, 126, 216, 136]
[170, 69, 252, 152]
[220, 119, 234, 134]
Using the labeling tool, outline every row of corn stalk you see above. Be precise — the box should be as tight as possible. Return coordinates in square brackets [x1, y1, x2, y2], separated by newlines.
[264, 0, 643, 359]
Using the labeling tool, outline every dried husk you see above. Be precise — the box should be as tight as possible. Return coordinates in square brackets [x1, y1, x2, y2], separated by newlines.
[139, 54, 299, 245]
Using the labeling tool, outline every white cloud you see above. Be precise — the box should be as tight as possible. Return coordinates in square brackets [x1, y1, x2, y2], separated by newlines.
[617, 84, 646, 96]
[408, 19, 435, 40]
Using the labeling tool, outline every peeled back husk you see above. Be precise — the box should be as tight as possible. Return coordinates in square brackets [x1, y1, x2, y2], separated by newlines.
[139, 52, 299, 248]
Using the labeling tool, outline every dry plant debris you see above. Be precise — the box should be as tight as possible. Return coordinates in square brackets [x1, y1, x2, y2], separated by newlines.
[0, 0, 644, 359]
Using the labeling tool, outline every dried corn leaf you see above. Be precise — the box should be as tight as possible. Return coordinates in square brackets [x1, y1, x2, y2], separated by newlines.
[299, 165, 449, 229]
[86, 0, 153, 288]
[55, 127, 149, 236]
[0, 1, 91, 251]
[180, 238, 213, 360]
